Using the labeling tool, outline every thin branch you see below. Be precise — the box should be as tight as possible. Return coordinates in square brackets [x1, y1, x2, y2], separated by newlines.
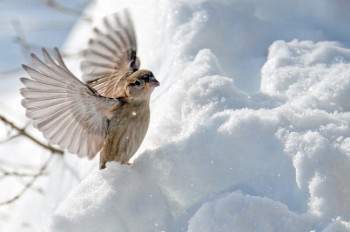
[0, 154, 53, 206]
[0, 67, 24, 78]
[42, 0, 83, 16]
[41, 0, 92, 22]
[12, 20, 40, 58]
[0, 133, 21, 144]
[14, 174, 45, 194]
[0, 165, 46, 194]
[0, 166, 47, 178]
[0, 115, 64, 155]
[0, 159, 42, 169]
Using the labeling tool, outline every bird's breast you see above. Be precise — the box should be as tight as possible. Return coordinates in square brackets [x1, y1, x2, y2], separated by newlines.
[101, 103, 150, 163]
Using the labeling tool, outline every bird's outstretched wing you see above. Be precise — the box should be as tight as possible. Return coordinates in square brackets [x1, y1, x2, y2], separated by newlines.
[81, 9, 140, 98]
[20, 48, 120, 158]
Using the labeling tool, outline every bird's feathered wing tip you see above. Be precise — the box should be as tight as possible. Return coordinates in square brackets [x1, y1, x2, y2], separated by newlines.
[81, 9, 140, 95]
[20, 48, 120, 159]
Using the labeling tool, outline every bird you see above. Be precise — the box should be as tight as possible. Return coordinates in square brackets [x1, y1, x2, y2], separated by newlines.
[19, 10, 159, 169]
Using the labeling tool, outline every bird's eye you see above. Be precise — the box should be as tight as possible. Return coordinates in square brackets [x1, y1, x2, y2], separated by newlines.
[130, 80, 144, 88]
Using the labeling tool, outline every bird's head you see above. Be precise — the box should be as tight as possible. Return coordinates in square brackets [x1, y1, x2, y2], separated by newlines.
[126, 69, 159, 101]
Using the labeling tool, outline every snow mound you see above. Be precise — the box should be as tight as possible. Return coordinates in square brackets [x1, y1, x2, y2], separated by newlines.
[261, 40, 350, 111]
[47, 164, 170, 232]
[188, 192, 312, 232]
[40, 0, 350, 231]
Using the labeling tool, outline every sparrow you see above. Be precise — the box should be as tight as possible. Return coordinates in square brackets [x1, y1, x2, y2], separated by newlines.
[20, 10, 159, 169]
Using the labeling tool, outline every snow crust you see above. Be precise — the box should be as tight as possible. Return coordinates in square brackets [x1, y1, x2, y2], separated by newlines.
[43, 0, 350, 230]
[3, 0, 350, 231]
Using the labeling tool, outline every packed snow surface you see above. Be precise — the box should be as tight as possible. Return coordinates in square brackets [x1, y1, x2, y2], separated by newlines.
[2, 0, 350, 231]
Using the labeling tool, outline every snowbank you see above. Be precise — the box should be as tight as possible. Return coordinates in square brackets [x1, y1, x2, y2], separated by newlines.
[4, 0, 350, 231]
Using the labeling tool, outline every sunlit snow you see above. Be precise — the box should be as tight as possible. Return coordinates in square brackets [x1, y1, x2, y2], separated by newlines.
[1, 0, 350, 231]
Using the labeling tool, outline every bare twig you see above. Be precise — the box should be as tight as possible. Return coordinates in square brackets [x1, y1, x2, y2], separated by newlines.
[0, 159, 42, 169]
[0, 166, 47, 178]
[42, 0, 83, 16]
[0, 0, 91, 209]
[11, 20, 40, 57]
[0, 67, 24, 78]
[41, 0, 92, 22]
[0, 154, 53, 206]
[0, 133, 21, 144]
[0, 114, 64, 155]
[14, 174, 45, 194]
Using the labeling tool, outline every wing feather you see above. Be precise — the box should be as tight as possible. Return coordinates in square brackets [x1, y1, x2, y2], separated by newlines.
[20, 48, 120, 158]
[81, 10, 140, 98]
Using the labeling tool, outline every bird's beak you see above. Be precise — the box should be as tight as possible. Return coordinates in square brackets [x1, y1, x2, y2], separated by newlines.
[149, 77, 160, 87]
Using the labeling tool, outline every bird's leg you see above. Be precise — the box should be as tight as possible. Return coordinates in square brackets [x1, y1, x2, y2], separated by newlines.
[99, 162, 106, 169]
[99, 154, 107, 169]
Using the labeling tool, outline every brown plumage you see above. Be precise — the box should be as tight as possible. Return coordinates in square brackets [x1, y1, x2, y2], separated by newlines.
[19, 10, 159, 169]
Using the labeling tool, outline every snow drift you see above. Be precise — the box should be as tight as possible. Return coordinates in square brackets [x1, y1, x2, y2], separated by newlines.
[3, 0, 350, 231]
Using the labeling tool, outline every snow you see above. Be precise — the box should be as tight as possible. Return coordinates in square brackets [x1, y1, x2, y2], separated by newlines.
[47, 163, 171, 232]
[2, 0, 350, 231]
[0, 0, 89, 73]
[187, 192, 313, 232]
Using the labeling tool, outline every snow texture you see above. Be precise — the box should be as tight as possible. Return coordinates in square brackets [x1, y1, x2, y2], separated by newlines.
[2, 0, 350, 231]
